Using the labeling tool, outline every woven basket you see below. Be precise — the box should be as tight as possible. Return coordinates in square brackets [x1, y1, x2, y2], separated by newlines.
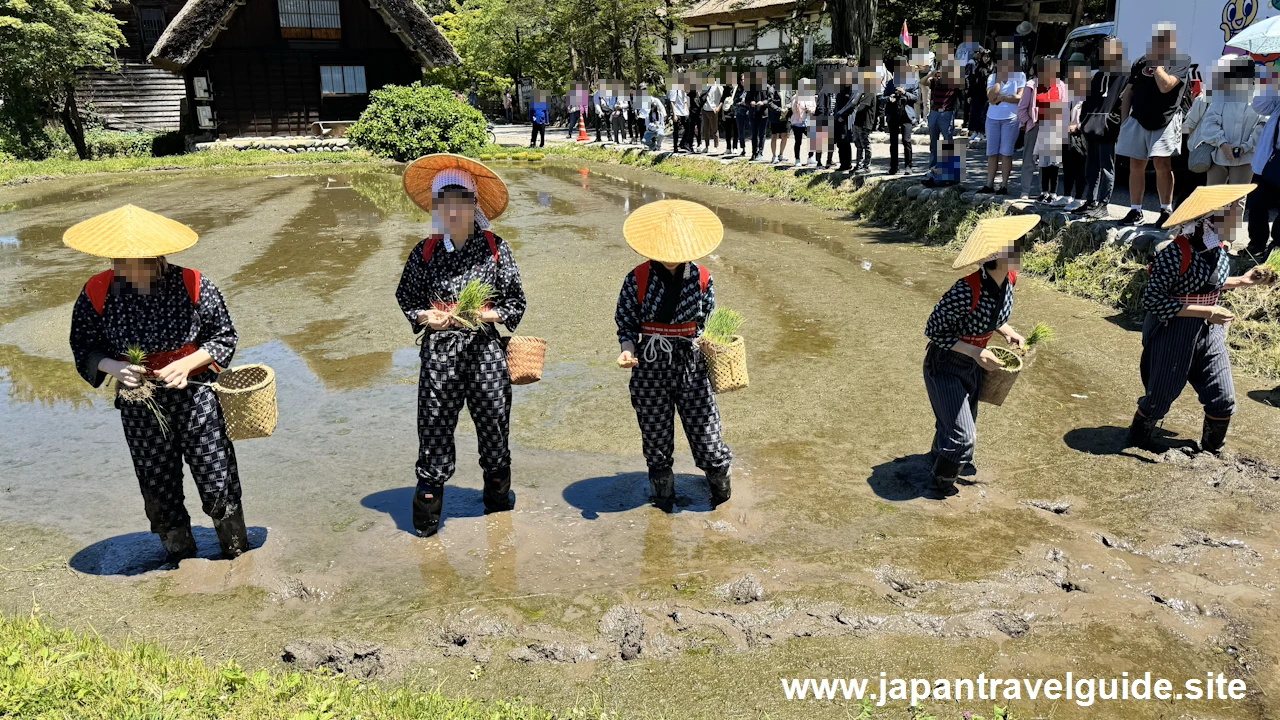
[212, 364, 278, 441]
[701, 336, 749, 393]
[503, 336, 547, 385]
[978, 347, 1022, 406]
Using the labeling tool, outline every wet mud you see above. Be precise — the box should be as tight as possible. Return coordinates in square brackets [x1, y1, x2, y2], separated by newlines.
[2, 162, 1280, 718]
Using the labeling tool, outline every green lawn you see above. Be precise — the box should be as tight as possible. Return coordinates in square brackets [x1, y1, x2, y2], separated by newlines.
[0, 150, 389, 186]
[0, 613, 584, 720]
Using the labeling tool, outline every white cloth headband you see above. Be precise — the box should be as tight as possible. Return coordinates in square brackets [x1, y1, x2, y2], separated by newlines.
[430, 167, 490, 229]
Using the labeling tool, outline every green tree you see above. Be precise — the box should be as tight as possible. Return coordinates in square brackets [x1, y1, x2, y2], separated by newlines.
[0, 0, 124, 159]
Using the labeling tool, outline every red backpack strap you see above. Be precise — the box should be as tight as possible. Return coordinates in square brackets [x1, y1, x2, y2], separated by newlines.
[181, 267, 201, 307]
[1008, 270, 1018, 286]
[1175, 235, 1192, 276]
[964, 271, 982, 313]
[84, 270, 115, 315]
[696, 264, 709, 293]
[634, 262, 651, 305]
[483, 230, 499, 264]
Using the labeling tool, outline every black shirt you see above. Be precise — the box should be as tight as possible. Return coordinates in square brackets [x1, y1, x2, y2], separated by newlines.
[651, 261, 686, 323]
[1082, 70, 1130, 140]
[1128, 57, 1189, 131]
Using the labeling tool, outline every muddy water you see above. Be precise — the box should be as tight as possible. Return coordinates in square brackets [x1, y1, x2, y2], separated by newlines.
[3, 163, 1280, 719]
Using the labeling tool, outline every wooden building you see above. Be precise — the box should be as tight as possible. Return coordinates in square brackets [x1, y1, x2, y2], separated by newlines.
[77, 2, 189, 131]
[671, 0, 826, 66]
[147, 0, 458, 137]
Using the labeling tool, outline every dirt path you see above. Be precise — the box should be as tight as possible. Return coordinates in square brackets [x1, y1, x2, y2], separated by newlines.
[1, 161, 1278, 718]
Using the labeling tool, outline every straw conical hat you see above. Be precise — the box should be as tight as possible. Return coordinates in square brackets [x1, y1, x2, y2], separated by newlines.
[403, 153, 509, 219]
[1162, 184, 1257, 228]
[623, 200, 723, 263]
[953, 214, 1040, 269]
[62, 205, 198, 258]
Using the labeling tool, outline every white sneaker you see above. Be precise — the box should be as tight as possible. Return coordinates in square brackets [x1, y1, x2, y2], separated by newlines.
[806, 157, 817, 166]
[1064, 198, 1085, 211]
[1051, 195, 1071, 207]
[794, 158, 802, 167]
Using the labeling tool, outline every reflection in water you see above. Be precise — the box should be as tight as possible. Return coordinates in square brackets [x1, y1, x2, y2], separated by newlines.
[639, 507, 675, 586]
[0, 345, 100, 407]
[484, 511, 518, 594]
[282, 319, 395, 391]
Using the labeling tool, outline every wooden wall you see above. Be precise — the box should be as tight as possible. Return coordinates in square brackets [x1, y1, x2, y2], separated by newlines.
[79, 62, 186, 131]
[187, 0, 421, 137]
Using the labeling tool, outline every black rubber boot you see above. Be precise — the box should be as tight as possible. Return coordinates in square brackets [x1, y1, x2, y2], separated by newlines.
[930, 456, 961, 497]
[159, 525, 197, 563]
[648, 469, 676, 512]
[707, 467, 732, 507]
[212, 506, 249, 559]
[1200, 416, 1231, 453]
[412, 484, 445, 537]
[483, 468, 513, 514]
[1126, 410, 1163, 452]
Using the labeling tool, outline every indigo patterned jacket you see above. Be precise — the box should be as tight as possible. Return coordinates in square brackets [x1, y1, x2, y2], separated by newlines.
[1142, 238, 1230, 322]
[615, 261, 716, 347]
[69, 265, 237, 389]
[395, 225, 526, 334]
[924, 267, 1015, 351]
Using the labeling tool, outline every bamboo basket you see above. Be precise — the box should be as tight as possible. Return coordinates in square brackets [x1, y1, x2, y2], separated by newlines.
[701, 336, 749, 394]
[978, 347, 1022, 406]
[502, 336, 547, 385]
[212, 364, 278, 441]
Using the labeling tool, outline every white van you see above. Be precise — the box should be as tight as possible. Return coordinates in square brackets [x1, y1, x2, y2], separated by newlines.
[1059, 0, 1280, 72]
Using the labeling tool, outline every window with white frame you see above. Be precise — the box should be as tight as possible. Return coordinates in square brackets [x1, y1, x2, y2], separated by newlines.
[278, 0, 341, 39]
[710, 28, 734, 48]
[320, 65, 367, 95]
[686, 30, 709, 50]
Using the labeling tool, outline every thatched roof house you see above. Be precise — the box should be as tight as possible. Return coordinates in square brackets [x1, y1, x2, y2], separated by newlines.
[147, 0, 458, 137]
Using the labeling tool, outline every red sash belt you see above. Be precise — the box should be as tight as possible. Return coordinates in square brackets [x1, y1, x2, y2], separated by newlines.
[641, 321, 698, 338]
[1172, 292, 1221, 307]
[118, 343, 212, 375]
[959, 332, 993, 348]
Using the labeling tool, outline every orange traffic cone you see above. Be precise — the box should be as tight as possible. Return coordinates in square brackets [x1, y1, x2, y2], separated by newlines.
[576, 111, 588, 142]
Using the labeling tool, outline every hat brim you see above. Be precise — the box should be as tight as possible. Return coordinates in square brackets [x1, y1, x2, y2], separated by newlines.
[623, 200, 724, 264]
[403, 154, 509, 220]
[953, 214, 1040, 269]
[1161, 184, 1256, 228]
[63, 205, 198, 258]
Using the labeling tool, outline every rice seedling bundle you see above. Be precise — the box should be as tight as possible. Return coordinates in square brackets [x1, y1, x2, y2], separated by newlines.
[434, 278, 495, 330]
[116, 344, 170, 437]
[1025, 321, 1055, 349]
[700, 307, 749, 392]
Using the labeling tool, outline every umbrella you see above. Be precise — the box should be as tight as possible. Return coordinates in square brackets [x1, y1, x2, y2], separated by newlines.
[1225, 15, 1280, 55]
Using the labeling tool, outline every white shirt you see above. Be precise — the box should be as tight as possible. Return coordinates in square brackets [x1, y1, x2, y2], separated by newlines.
[704, 83, 723, 108]
[668, 88, 689, 116]
[986, 72, 1026, 121]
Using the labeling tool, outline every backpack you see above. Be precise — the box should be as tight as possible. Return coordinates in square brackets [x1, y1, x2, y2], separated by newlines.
[1149, 235, 1193, 277]
[634, 262, 709, 305]
[84, 267, 201, 315]
[964, 270, 1016, 313]
[423, 230, 499, 265]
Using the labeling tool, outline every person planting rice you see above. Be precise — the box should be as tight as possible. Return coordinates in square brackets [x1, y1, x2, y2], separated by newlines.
[1127, 185, 1276, 454]
[396, 154, 526, 537]
[922, 215, 1039, 496]
[65, 205, 248, 561]
[615, 200, 733, 511]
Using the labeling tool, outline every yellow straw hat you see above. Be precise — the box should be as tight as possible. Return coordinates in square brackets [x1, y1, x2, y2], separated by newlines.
[402, 153, 509, 220]
[623, 199, 723, 263]
[1161, 184, 1256, 229]
[62, 204, 198, 258]
[952, 214, 1040, 269]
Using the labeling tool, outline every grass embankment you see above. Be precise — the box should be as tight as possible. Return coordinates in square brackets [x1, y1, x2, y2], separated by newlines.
[0, 149, 387, 186]
[542, 143, 1280, 379]
[0, 613, 576, 719]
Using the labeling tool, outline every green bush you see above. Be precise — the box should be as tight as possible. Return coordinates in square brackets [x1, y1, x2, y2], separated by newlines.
[346, 82, 488, 161]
